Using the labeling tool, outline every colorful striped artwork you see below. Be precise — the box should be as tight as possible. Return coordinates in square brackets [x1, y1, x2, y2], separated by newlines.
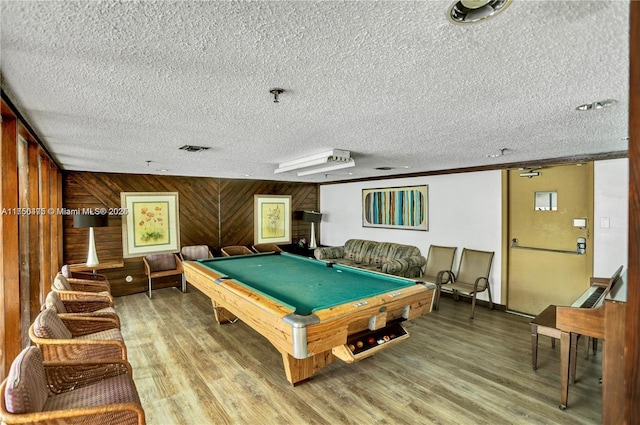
[362, 186, 428, 230]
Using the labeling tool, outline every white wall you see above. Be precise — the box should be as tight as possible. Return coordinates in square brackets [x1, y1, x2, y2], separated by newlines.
[319, 160, 630, 306]
[319, 171, 503, 303]
[593, 158, 629, 276]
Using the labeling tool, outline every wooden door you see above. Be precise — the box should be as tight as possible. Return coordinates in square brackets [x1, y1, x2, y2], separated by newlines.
[507, 164, 594, 315]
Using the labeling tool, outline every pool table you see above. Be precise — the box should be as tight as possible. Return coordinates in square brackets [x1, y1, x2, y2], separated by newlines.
[182, 252, 435, 385]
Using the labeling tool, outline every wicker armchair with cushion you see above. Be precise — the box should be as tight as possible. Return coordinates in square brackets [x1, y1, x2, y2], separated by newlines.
[51, 274, 114, 305]
[53, 272, 111, 294]
[0, 346, 145, 425]
[61, 264, 111, 290]
[30, 307, 127, 362]
[314, 239, 426, 278]
[45, 290, 120, 327]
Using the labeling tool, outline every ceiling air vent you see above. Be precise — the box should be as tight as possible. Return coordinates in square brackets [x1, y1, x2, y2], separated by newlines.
[179, 145, 210, 153]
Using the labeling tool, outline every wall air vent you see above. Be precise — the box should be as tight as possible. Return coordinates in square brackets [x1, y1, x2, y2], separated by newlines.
[179, 145, 211, 153]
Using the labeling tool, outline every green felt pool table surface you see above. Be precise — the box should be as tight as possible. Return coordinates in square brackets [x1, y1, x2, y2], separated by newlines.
[197, 252, 418, 315]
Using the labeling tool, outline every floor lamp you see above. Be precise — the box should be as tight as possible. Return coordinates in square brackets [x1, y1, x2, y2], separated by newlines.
[73, 213, 109, 267]
[302, 211, 323, 249]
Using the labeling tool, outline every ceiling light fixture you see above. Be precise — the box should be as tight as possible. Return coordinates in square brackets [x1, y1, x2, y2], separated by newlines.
[274, 149, 355, 176]
[519, 171, 541, 178]
[575, 99, 617, 111]
[270, 88, 284, 103]
[447, 0, 513, 25]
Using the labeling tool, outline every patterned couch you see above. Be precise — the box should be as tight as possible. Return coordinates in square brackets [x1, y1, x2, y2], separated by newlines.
[313, 239, 426, 278]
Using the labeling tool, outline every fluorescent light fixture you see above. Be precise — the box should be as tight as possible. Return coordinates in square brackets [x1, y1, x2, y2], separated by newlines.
[519, 171, 540, 178]
[274, 149, 355, 176]
[296, 159, 355, 176]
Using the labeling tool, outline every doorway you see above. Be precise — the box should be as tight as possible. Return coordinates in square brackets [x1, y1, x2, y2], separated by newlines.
[506, 164, 594, 315]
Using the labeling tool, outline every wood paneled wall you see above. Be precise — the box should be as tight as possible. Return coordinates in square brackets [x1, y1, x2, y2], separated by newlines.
[626, 2, 640, 421]
[62, 172, 319, 296]
[1, 97, 63, 380]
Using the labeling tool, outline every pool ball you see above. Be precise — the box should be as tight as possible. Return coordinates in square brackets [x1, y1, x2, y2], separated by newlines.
[367, 337, 376, 345]
[348, 344, 356, 352]
[383, 335, 391, 342]
[356, 340, 364, 348]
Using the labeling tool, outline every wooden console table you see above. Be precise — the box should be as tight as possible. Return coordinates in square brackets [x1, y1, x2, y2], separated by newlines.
[69, 260, 124, 274]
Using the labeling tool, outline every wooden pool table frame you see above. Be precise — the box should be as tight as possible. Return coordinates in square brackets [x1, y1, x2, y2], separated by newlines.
[183, 259, 435, 385]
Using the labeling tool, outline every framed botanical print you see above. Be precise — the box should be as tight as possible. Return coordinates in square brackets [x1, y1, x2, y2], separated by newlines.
[254, 194, 292, 245]
[121, 192, 180, 257]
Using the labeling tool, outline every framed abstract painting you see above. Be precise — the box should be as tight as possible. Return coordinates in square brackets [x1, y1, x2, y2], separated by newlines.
[362, 185, 428, 230]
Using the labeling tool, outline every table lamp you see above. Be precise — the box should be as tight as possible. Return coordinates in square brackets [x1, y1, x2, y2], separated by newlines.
[73, 213, 108, 267]
[302, 211, 323, 249]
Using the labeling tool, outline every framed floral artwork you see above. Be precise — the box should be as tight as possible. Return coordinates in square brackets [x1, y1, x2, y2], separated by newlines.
[254, 194, 292, 245]
[121, 192, 180, 257]
[362, 185, 428, 230]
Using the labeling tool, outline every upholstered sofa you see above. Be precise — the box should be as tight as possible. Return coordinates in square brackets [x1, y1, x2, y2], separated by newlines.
[313, 239, 426, 278]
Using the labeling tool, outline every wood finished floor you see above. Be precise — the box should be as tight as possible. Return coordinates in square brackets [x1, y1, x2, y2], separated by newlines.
[115, 286, 602, 425]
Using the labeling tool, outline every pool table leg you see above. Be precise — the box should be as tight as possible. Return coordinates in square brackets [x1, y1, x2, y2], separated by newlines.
[281, 351, 336, 385]
[212, 300, 237, 324]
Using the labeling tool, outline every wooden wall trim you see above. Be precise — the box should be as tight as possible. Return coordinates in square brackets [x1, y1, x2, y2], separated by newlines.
[1, 112, 20, 378]
[17, 136, 31, 349]
[626, 1, 639, 422]
[27, 140, 42, 325]
[38, 152, 52, 291]
[0, 99, 63, 381]
[2, 92, 60, 169]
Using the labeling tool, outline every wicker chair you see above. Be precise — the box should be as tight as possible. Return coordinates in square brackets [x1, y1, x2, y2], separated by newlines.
[0, 346, 145, 424]
[45, 290, 120, 327]
[61, 264, 111, 289]
[421, 245, 457, 310]
[439, 248, 494, 319]
[221, 245, 254, 256]
[143, 253, 185, 298]
[53, 271, 110, 294]
[51, 273, 114, 305]
[251, 243, 283, 253]
[30, 307, 127, 362]
[180, 245, 214, 261]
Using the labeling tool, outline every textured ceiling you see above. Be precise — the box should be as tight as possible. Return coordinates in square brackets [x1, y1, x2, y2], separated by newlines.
[0, 1, 630, 182]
